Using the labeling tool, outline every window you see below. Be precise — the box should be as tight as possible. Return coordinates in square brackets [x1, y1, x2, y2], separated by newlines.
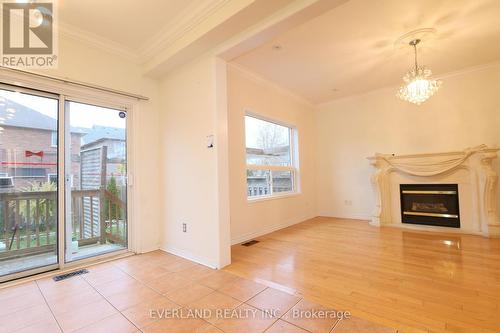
[108, 141, 126, 159]
[51, 131, 57, 147]
[48, 173, 57, 184]
[13, 168, 46, 177]
[0, 176, 13, 188]
[245, 115, 298, 199]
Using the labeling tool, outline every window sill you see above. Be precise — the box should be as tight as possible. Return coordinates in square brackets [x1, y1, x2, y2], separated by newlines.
[247, 192, 300, 203]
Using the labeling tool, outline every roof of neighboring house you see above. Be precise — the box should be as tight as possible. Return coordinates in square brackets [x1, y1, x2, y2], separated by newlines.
[0, 100, 87, 134]
[0, 101, 127, 144]
[81, 125, 125, 145]
[0, 99, 57, 131]
[246, 146, 289, 156]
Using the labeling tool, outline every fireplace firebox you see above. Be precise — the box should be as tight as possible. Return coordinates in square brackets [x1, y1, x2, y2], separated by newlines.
[400, 184, 460, 228]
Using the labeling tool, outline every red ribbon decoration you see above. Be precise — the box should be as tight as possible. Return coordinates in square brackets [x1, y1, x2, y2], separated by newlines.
[25, 150, 44, 158]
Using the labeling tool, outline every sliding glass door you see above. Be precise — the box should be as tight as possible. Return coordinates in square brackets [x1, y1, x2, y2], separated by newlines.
[64, 101, 127, 262]
[0, 85, 59, 280]
[0, 84, 129, 281]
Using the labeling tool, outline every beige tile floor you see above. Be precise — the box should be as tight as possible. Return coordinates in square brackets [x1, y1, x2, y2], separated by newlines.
[0, 250, 397, 333]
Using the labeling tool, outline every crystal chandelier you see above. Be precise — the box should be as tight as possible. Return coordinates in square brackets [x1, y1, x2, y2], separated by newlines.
[397, 39, 441, 105]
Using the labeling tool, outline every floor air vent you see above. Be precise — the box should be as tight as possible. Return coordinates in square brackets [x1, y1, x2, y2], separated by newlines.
[241, 240, 259, 247]
[53, 269, 89, 282]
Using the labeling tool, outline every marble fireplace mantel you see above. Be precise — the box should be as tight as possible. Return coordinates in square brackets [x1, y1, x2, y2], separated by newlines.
[367, 145, 500, 237]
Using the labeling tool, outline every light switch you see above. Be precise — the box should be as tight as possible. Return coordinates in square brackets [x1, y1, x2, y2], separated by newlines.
[207, 135, 214, 148]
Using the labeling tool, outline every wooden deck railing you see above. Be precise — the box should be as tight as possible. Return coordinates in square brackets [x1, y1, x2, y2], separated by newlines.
[0, 191, 56, 259]
[0, 189, 126, 259]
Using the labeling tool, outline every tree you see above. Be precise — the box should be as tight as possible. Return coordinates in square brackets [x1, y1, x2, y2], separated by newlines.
[256, 122, 288, 149]
[104, 176, 121, 221]
[254, 122, 290, 166]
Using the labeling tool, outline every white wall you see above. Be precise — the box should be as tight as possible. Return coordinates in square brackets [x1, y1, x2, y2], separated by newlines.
[38, 35, 162, 253]
[228, 65, 316, 244]
[315, 63, 500, 220]
[152, 0, 336, 267]
[159, 55, 230, 268]
[157, 58, 317, 263]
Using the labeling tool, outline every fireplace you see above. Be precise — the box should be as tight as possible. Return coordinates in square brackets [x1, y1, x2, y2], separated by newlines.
[400, 184, 460, 228]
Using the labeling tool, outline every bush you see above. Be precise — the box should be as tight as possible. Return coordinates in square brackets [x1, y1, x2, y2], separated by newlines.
[104, 176, 121, 220]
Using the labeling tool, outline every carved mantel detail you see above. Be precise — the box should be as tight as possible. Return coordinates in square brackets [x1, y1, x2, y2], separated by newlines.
[367, 145, 500, 237]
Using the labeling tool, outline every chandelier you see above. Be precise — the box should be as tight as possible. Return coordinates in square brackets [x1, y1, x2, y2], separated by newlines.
[397, 39, 441, 105]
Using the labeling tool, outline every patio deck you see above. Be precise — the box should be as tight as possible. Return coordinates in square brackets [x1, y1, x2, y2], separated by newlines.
[1, 189, 127, 279]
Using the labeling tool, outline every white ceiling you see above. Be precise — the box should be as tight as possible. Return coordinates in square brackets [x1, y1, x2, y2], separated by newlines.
[57, 0, 303, 73]
[59, 0, 198, 51]
[232, 0, 500, 104]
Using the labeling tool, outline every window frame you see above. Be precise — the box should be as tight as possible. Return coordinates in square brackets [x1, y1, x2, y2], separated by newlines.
[244, 112, 300, 201]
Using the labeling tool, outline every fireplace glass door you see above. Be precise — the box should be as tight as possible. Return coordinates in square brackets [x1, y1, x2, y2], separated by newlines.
[400, 184, 460, 228]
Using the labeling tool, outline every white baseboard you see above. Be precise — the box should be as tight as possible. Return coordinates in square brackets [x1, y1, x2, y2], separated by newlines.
[231, 215, 315, 245]
[160, 245, 218, 269]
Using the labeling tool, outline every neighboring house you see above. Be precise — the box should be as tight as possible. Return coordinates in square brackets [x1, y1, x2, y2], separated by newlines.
[0, 102, 126, 193]
[0, 100, 85, 192]
[246, 146, 292, 196]
[246, 146, 290, 166]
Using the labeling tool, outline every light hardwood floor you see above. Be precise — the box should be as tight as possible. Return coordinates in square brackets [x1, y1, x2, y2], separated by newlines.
[223, 217, 500, 333]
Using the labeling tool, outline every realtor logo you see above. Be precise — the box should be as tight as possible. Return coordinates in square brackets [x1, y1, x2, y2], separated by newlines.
[1, 1, 57, 68]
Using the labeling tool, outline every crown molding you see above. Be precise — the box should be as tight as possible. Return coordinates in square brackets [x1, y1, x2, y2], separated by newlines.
[59, 22, 141, 64]
[437, 60, 500, 80]
[317, 60, 500, 107]
[58, 0, 230, 66]
[138, 0, 231, 62]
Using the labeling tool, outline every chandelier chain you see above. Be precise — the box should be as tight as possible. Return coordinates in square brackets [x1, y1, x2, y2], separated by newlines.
[413, 43, 418, 71]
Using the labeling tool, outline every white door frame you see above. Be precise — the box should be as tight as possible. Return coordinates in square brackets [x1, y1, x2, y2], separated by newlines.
[60, 96, 133, 266]
[0, 73, 138, 281]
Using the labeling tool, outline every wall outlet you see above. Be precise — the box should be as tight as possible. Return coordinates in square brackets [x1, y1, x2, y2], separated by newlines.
[182, 223, 187, 233]
[344, 200, 353, 206]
